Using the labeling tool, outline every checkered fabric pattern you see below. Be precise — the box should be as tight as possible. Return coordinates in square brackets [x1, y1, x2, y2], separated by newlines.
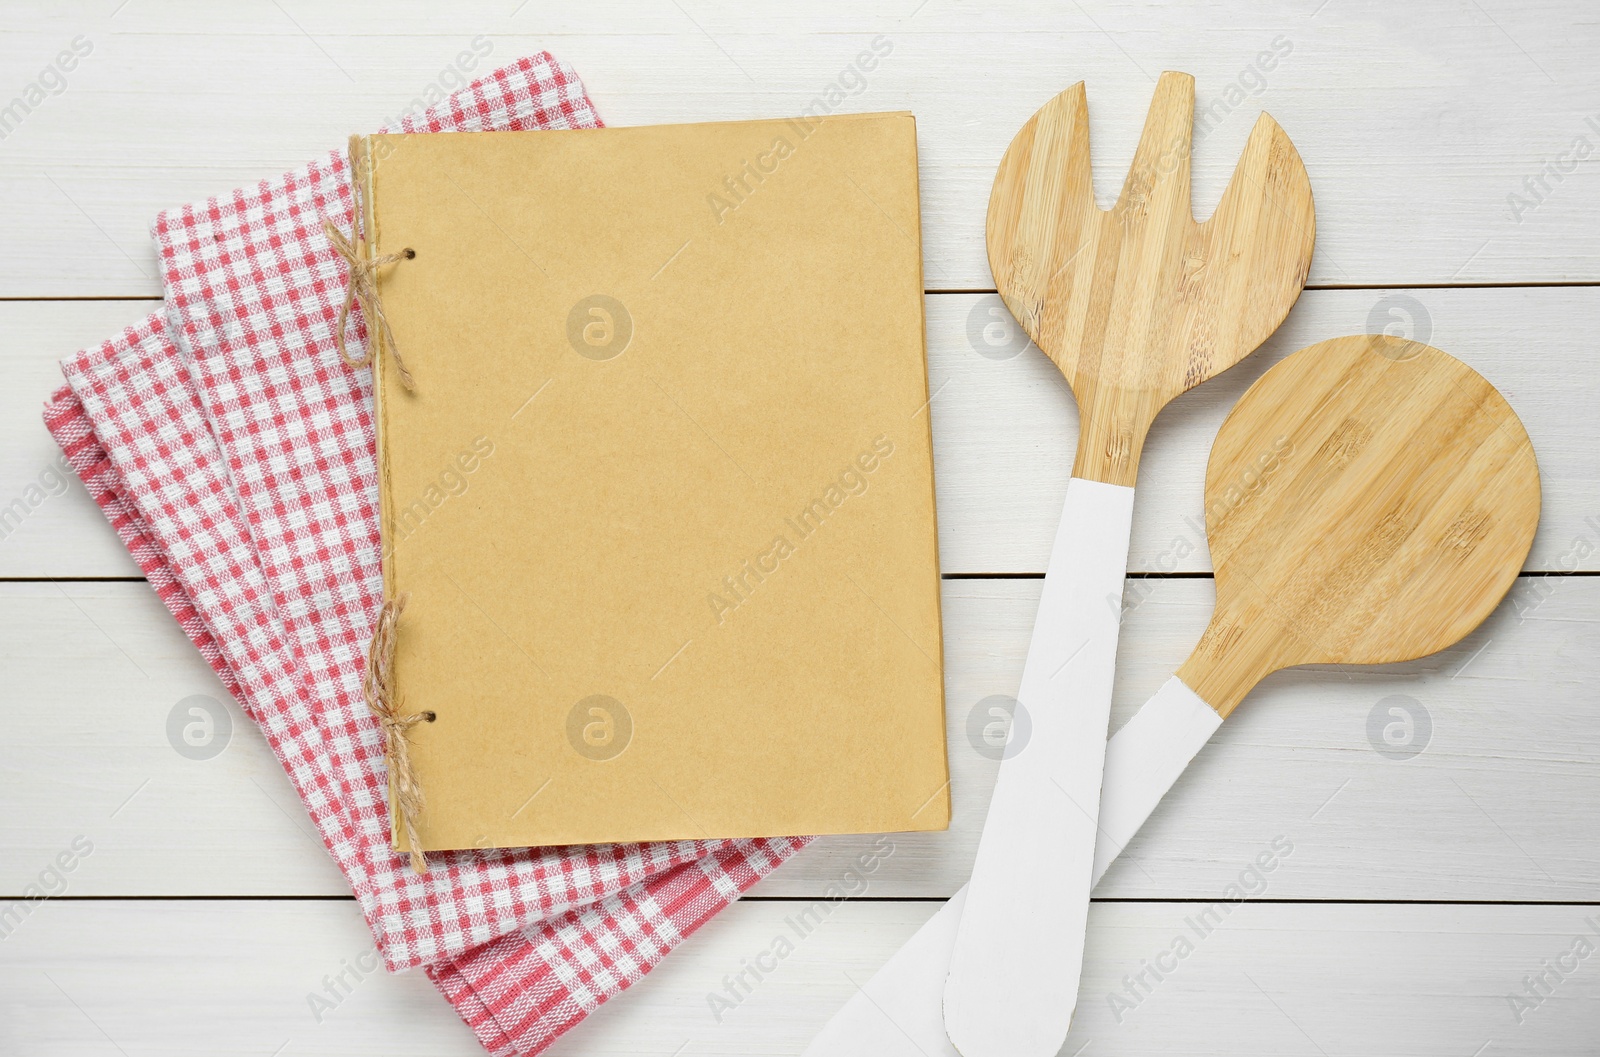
[51, 311, 720, 969]
[43, 348, 243, 709]
[44, 370, 807, 1052]
[143, 52, 743, 974]
[430, 834, 806, 1054]
[42, 53, 810, 1054]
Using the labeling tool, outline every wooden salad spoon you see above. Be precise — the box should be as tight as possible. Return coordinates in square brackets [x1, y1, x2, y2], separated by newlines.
[806, 334, 1539, 1057]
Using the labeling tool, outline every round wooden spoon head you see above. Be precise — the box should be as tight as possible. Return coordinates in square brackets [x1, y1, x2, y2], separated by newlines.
[986, 71, 1315, 485]
[1178, 335, 1541, 717]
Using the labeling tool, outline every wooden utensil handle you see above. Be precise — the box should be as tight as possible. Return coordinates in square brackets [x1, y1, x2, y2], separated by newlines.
[805, 674, 1225, 1057]
[1176, 609, 1283, 719]
[1072, 398, 1158, 487]
[944, 477, 1135, 1057]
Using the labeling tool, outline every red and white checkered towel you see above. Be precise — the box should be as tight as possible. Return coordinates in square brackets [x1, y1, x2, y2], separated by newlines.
[43, 53, 808, 1054]
[148, 49, 742, 975]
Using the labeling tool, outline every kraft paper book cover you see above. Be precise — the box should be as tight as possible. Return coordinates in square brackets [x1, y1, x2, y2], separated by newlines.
[353, 112, 948, 854]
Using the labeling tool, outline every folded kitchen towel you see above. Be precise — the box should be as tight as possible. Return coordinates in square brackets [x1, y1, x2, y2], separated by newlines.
[44, 364, 806, 1053]
[147, 49, 747, 974]
[51, 308, 720, 962]
[43, 52, 809, 1053]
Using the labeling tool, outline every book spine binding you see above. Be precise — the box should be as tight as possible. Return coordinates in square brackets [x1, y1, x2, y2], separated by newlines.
[348, 133, 407, 855]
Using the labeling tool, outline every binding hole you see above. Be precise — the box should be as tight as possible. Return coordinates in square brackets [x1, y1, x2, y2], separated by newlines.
[421, 710, 437, 722]
[403, 248, 416, 259]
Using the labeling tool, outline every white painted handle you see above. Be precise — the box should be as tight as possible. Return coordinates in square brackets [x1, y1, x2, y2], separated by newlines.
[1091, 675, 1223, 880]
[944, 476, 1135, 1057]
[802, 675, 1221, 1057]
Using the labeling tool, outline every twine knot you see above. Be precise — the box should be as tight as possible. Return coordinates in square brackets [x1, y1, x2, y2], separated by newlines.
[323, 219, 416, 391]
[363, 592, 433, 874]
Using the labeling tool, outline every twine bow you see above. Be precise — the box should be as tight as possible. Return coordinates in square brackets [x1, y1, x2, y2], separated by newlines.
[363, 592, 433, 874]
[322, 219, 416, 391]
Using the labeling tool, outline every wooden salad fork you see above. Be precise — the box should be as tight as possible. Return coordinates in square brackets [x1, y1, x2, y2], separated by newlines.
[944, 71, 1314, 1057]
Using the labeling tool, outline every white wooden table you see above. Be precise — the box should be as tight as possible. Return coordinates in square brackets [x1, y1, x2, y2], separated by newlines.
[3, 2, 1597, 1054]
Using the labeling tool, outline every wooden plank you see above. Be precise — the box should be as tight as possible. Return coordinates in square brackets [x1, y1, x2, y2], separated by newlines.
[6, 288, 1597, 577]
[0, 578, 350, 897]
[0, 2, 1597, 295]
[0, 300, 150, 579]
[4, 577, 1595, 901]
[2, 898, 1596, 1055]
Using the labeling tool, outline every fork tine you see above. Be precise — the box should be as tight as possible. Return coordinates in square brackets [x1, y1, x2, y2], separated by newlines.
[1196, 111, 1316, 359]
[1203, 111, 1315, 253]
[986, 81, 1094, 238]
[1044, 80, 1094, 210]
[986, 82, 1094, 336]
[1116, 70, 1194, 222]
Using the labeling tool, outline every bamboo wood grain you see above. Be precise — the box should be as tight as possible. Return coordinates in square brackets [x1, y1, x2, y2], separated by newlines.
[1178, 335, 1542, 716]
[986, 71, 1315, 485]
